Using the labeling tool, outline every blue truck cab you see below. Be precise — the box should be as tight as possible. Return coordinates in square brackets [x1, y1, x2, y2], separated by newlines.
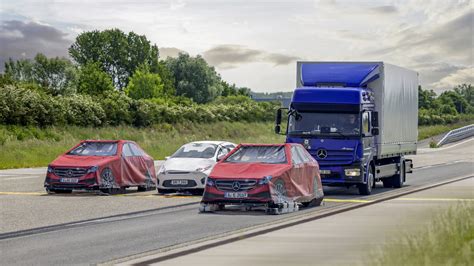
[275, 62, 418, 195]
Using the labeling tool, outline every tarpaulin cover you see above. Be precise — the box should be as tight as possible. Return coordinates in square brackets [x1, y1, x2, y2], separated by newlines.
[203, 143, 324, 204]
[46, 140, 156, 190]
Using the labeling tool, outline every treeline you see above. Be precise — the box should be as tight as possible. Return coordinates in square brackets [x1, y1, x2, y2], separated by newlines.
[418, 84, 473, 125]
[0, 29, 276, 127]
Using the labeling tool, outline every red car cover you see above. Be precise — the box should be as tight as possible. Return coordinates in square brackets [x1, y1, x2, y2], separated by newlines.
[44, 140, 156, 193]
[202, 143, 324, 205]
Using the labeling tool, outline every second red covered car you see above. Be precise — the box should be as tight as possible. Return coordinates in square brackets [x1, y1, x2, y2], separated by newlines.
[200, 143, 324, 214]
[44, 140, 156, 194]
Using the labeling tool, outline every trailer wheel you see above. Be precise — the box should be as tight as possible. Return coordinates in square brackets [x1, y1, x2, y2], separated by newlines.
[358, 166, 374, 195]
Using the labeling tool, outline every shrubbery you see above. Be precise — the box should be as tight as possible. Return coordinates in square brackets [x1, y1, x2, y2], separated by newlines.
[0, 85, 277, 127]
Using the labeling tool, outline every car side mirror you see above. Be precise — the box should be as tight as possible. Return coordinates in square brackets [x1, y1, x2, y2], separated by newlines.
[371, 128, 379, 136]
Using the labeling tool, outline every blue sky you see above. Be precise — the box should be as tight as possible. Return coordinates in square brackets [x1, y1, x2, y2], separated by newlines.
[0, 0, 472, 93]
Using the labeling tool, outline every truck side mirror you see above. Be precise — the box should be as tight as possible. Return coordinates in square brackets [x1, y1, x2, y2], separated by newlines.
[371, 128, 379, 136]
[274, 125, 281, 134]
[275, 109, 282, 125]
[371, 112, 379, 127]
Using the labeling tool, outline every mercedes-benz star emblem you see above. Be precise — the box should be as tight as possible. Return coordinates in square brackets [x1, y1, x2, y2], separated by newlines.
[316, 149, 328, 159]
[232, 181, 241, 191]
[66, 169, 74, 177]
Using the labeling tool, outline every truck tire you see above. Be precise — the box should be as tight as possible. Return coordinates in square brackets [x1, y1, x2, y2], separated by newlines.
[358, 166, 374, 195]
[382, 179, 393, 188]
[391, 160, 405, 188]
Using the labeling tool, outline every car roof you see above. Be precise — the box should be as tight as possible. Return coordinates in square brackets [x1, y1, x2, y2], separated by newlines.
[187, 141, 235, 146]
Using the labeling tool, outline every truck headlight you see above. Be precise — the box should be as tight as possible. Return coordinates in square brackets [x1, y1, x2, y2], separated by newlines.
[345, 169, 361, 177]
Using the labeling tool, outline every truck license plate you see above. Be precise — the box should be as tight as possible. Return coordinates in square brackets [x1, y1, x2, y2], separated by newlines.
[171, 180, 188, 185]
[320, 170, 331, 174]
[60, 178, 78, 183]
[224, 192, 248, 198]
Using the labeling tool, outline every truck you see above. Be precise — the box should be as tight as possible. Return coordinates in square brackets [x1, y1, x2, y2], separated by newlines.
[275, 62, 418, 195]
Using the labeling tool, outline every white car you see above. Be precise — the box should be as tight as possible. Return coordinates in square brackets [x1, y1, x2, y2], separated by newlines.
[157, 141, 236, 195]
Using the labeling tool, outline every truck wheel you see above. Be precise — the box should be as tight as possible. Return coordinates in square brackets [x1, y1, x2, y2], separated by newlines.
[358, 166, 374, 195]
[392, 160, 405, 188]
[382, 179, 393, 188]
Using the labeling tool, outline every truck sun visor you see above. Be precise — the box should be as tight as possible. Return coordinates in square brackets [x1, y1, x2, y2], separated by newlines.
[301, 63, 380, 87]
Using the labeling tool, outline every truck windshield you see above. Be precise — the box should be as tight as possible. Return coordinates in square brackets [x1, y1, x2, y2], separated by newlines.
[288, 112, 360, 136]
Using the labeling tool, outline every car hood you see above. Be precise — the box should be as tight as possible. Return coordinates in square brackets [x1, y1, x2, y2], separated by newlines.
[210, 162, 291, 179]
[163, 158, 216, 172]
[50, 155, 117, 168]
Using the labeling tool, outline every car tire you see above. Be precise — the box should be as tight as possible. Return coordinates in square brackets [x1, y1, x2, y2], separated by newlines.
[358, 166, 374, 195]
[301, 197, 323, 208]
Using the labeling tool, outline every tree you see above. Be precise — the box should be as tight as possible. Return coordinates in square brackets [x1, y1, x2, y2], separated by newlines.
[76, 62, 114, 95]
[166, 53, 223, 103]
[151, 61, 175, 96]
[418, 86, 438, 110]
[69, 29, 159, 90]
[438, 90, 470, 114]
[453, 84, 473, 107]
[4, 54, 76, 95]
[125, 64, 165, 100]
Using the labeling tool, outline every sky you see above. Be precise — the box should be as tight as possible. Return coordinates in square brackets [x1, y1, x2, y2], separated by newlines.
[0, 0, 472, 93]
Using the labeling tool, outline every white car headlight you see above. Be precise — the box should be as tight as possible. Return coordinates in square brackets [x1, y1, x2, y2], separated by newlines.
[158, 165, 166, 174]
[196, 165, 212, 173]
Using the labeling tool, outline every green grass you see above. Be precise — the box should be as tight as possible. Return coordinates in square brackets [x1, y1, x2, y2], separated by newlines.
[369, 202, 474, 266]
[0, 122, 284, 169]
[418, 119, 474, 140]
[1, 119, 473, 169]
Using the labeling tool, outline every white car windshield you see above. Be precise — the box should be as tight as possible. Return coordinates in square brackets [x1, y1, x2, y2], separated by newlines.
[225, 146, 287, 164]
[172, 143, 217, 159]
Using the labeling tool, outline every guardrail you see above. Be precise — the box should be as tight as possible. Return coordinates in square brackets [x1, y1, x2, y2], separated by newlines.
[437, 124, 474, 147]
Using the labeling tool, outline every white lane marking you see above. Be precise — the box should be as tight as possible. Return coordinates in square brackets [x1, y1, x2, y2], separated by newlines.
[4, 176, 41, 180]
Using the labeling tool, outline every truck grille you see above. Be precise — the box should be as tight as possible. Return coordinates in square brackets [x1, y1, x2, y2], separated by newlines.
[310, 150, 354, 165]
[215, 180, 257, 192]
[53, 168, 88, 178]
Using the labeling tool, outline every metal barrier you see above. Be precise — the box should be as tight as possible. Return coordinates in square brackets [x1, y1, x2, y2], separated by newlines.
[437, 124, 474, 147]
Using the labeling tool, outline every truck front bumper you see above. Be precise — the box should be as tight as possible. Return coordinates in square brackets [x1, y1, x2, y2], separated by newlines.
[320, 164, 364, 186]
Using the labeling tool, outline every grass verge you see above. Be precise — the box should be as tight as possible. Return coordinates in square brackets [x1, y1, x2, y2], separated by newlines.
[418, 119, 473, 140]
[369, 202, 473, 266]
[0, 122, 284, 169]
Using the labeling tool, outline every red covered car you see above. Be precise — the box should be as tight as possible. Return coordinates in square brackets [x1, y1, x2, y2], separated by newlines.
[44, 140, 156, 194]
[200, 143, 324, 214]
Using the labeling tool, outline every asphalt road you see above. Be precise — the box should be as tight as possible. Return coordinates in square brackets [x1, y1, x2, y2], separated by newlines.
[0, 160, 472, 265]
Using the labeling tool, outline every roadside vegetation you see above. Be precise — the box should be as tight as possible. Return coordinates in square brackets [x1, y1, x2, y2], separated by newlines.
[0, 122, 284, 169]
[0, 28, 473, 168]
[369, 202, 473, 266]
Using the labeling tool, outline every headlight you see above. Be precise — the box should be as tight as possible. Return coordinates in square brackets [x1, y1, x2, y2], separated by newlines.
[47, 166, 54, 173]
[258, 175, 273, 185]
[206, 177, 215, 187]
[87, 166, 99, 174]
[158, 165, 166, 174]
[345, 169, 361, 177]
[196, 165, 212, 172]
